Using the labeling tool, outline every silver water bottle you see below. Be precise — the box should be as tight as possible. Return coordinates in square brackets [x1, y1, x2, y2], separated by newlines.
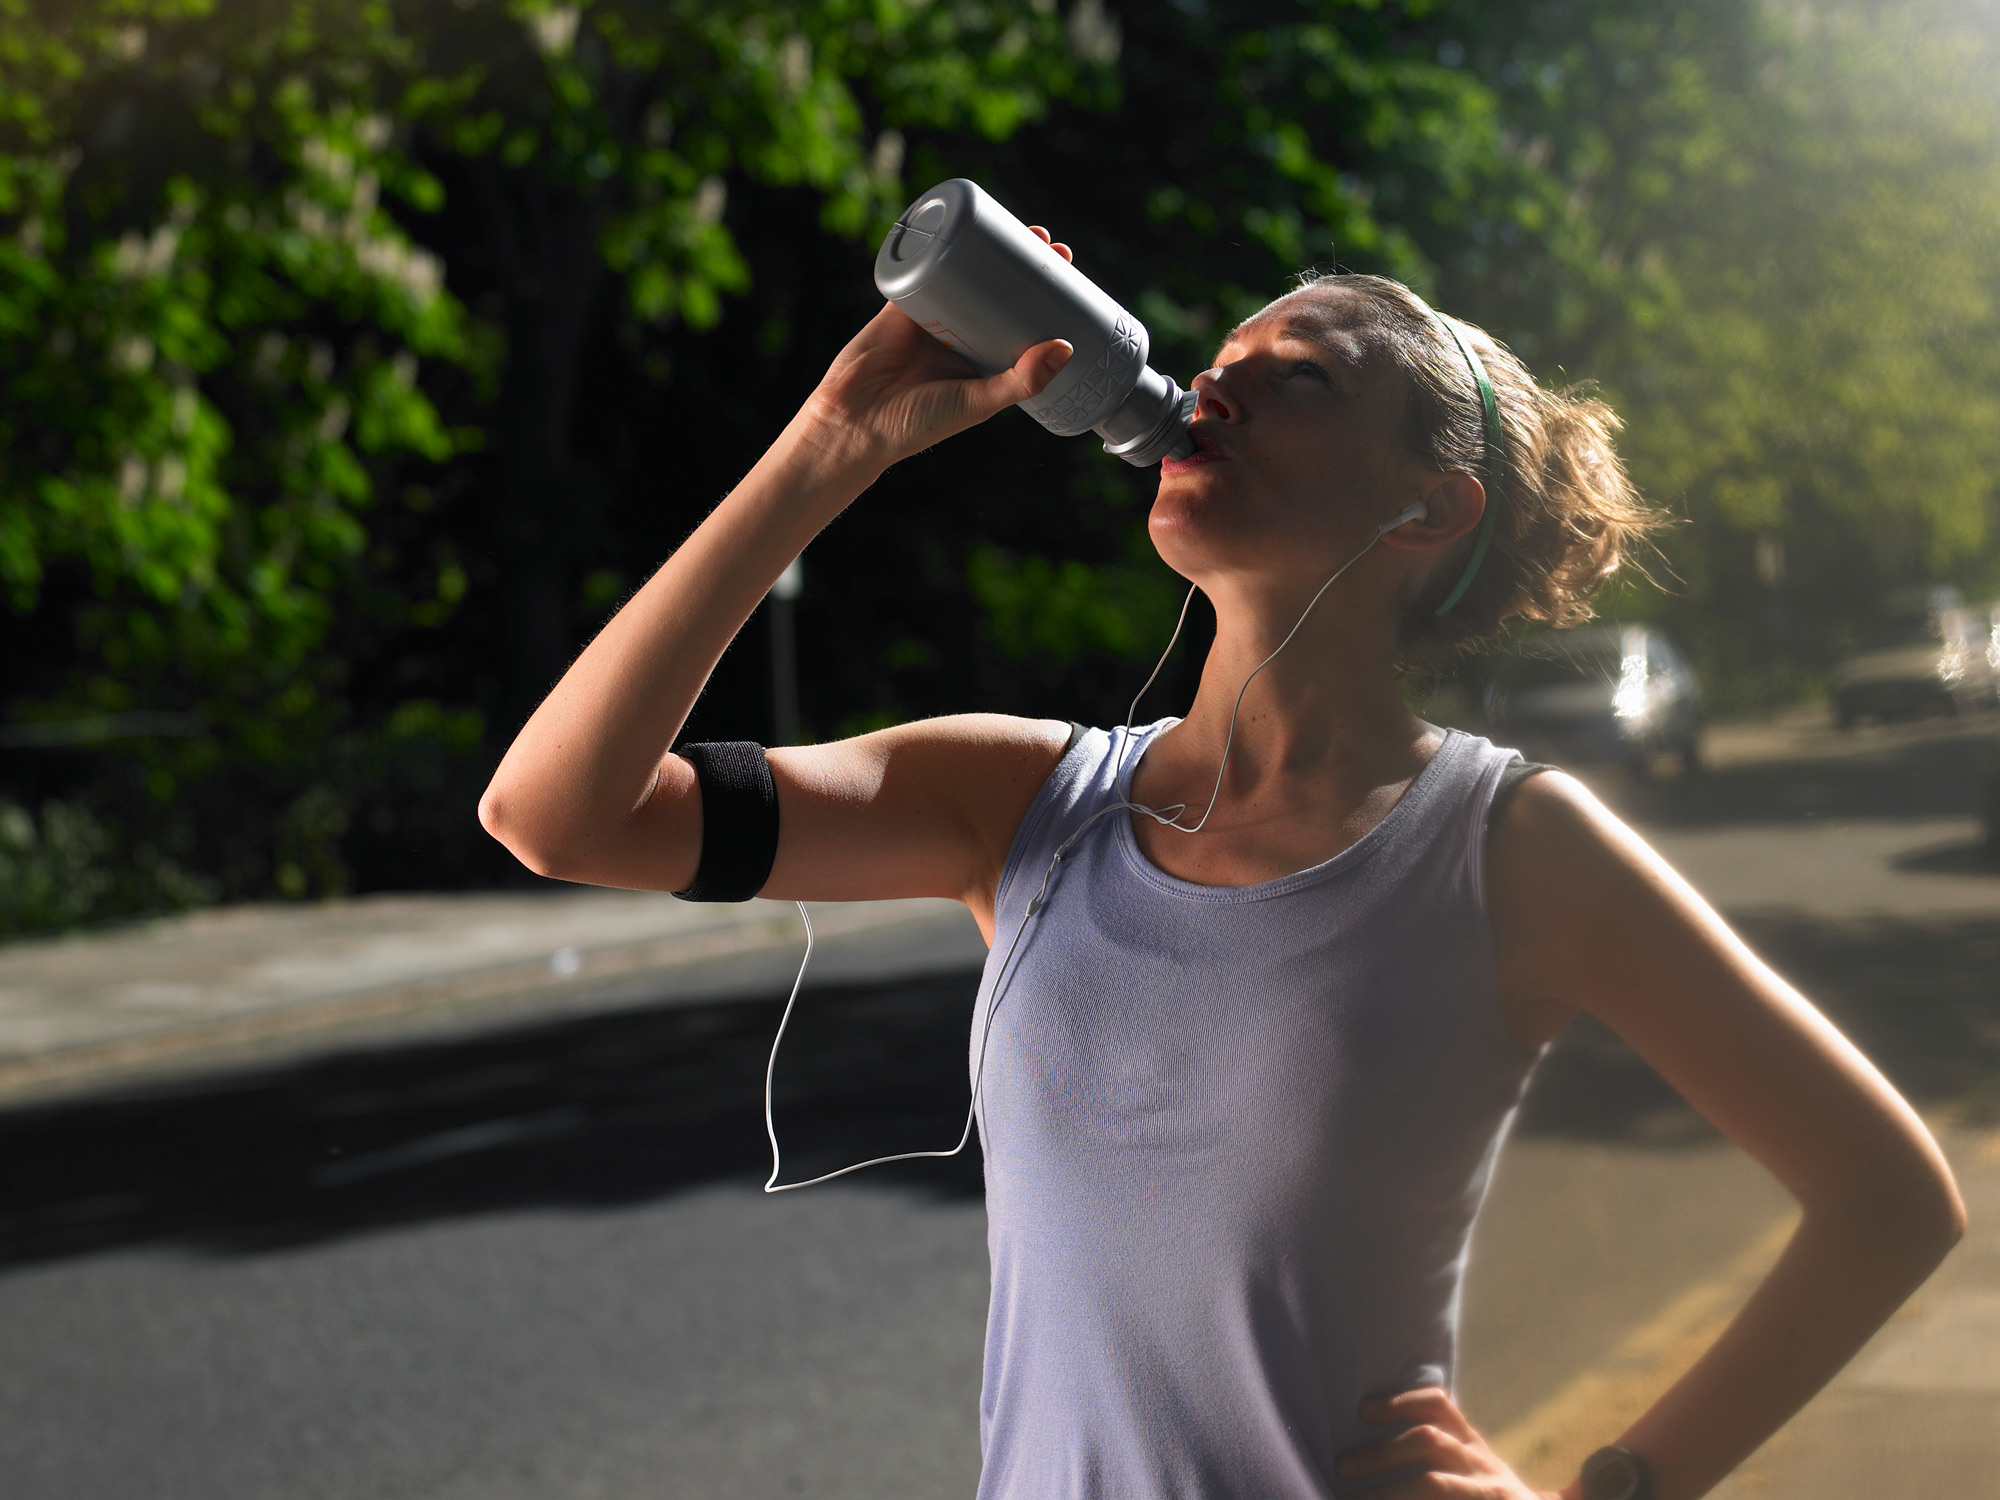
[873, 179, 1197, 468]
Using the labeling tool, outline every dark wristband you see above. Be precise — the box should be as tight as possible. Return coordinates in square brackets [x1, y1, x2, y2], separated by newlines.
[671, 741, 779, 903]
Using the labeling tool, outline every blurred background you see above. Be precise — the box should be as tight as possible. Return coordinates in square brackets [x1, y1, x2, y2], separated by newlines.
[3, 4, 2000, 1498]
[3, 0, 1999, 924]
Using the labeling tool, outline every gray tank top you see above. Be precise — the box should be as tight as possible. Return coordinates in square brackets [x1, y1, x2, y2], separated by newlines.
[971, 721, 1539, 1499]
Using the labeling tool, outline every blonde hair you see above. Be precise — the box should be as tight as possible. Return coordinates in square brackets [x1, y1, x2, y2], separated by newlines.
[1290, 273, 1660, 664]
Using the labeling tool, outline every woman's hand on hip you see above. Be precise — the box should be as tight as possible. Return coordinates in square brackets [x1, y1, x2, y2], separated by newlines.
[1337, 1389, 1569, 1499]
[796, 300, 1072, 478]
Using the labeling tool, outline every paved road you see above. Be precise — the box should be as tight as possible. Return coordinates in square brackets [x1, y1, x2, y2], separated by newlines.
[1, 712, 1994, 1498]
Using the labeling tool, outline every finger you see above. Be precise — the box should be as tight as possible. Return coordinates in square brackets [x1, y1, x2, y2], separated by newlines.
[1026, 225, 1075, 263]
[969, 338, 1072, 416]
[1337, 1424, 1474, 1482]
[1360, 1388, 1478, 1445]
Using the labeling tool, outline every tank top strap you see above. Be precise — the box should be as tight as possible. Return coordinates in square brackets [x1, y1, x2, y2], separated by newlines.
[997, 721, 1526, 924]
[993, 719, 1171, 919]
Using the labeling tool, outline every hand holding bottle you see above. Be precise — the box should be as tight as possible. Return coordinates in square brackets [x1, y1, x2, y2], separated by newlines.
[873, 179, 1195, 466]
[795, 298, 1074, 481]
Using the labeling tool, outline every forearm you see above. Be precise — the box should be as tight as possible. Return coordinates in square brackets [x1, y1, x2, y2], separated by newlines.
[480, 408, 876, 871]
[1610, 1196, 1960, 1500]
[478, 301, 1068, 882]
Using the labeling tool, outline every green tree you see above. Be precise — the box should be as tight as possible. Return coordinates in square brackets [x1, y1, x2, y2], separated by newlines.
[394, 0, 1094, 714]
[0, 0, 466, 711]
[1477, 0, 2000, 704]
[14, 0, 1995, 931]
[0, 0, 1095, 917]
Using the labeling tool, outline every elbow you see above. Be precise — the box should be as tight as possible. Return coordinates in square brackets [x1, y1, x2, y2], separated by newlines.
[478, 778, 578, 882]
[1935, 1170, 1970, 1254]
[1821, 1156, 1967, 1279]
[1909, 1147, 1968, 1263]
[1901, 1180, 1967, 1285]
[476, 779, 515, 850]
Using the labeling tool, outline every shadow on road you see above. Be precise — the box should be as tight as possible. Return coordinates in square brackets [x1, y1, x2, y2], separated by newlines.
[0, 972, 990, 1269]
[7, 904, 1995, 1269]
[1893, 838, 1996, 875]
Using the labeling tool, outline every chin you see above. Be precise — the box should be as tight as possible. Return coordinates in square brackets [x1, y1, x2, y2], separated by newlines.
[1146, 502, 1249, 582]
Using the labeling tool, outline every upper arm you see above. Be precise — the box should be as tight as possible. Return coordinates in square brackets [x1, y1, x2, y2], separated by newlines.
[546, 713, 1071, 928]
[1488, 773, 1960, 1229]
[761, 714, 1072, 921]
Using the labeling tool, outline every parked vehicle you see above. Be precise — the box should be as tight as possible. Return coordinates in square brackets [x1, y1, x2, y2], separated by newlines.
[1830, 586, 1998, 728]
[1483, 625, 1704, 774]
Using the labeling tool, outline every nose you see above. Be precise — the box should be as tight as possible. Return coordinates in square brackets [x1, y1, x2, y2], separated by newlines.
[1189, 366, 1237, 423]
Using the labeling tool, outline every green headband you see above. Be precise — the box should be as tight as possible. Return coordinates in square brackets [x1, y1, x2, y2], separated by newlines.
[1432, 315, 1502, 617]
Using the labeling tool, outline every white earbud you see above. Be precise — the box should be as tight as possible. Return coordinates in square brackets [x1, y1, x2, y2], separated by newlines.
[1380, 500, 1428, 533]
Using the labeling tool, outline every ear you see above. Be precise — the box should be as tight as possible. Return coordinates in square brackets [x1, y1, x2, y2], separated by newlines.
[1375, 472, 1485, 552]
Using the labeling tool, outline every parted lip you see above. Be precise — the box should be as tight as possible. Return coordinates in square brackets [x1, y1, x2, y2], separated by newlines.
[1162, 429, 1226, 474]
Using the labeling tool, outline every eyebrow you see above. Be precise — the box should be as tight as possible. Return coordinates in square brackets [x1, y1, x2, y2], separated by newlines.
[1277, 320, 1367, 364]
[1216, 317, 1368, 368]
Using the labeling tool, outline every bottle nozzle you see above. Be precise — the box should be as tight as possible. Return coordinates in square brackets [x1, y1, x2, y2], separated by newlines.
[1099, 376, 1197, 468]
[1157, 393, 1198, 463]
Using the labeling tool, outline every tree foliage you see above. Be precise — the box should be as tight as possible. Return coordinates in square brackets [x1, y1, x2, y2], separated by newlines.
[1468, 0, 2000, 702]
[0, 0, 463, 667]
[2, 0, 1998, 927]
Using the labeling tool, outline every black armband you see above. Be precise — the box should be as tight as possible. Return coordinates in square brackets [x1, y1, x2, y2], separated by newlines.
[672, 741, 780, 903]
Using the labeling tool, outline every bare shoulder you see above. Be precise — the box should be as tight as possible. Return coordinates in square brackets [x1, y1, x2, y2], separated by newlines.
[1488, 767, 1678, 905]
[1486, 768, 1727, 1048]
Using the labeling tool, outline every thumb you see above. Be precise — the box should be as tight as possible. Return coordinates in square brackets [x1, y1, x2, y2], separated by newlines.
[975, 339, 1073, 415]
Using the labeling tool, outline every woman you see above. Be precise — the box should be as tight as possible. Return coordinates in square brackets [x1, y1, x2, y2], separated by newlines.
[479, 242, 1963, 1499]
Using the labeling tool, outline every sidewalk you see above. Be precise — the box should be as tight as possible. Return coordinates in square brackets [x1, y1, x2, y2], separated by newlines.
[0, 890, 987, 1108]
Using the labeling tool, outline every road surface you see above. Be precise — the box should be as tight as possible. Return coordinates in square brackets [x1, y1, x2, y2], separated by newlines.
[0, 710, 1994, 1497]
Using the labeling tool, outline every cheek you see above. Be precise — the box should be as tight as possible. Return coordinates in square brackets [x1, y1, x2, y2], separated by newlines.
[1259, 421, 1382, 509]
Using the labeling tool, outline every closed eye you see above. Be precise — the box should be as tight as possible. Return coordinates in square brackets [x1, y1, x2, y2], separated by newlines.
[1286, 358, 1332, 383]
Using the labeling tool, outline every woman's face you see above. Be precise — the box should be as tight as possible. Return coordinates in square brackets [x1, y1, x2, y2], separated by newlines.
[1149, 287, 1432, 587]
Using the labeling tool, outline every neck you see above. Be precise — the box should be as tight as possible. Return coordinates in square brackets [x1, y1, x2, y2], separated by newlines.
[1166, 570, 1426, 786]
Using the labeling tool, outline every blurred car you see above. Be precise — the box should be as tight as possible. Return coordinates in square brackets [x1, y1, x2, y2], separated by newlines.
[1483, 625, 1704, 773]
[1830, 586, 1998, 728]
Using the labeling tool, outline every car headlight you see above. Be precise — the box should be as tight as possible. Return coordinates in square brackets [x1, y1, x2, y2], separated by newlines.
[1613, 652, 1652, 721]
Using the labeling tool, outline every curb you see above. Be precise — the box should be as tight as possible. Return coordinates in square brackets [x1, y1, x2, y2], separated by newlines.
[0, 900, 986, 1111]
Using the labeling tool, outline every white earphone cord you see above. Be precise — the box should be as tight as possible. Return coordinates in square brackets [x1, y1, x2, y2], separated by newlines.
[763, 516, 1408, 1192]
